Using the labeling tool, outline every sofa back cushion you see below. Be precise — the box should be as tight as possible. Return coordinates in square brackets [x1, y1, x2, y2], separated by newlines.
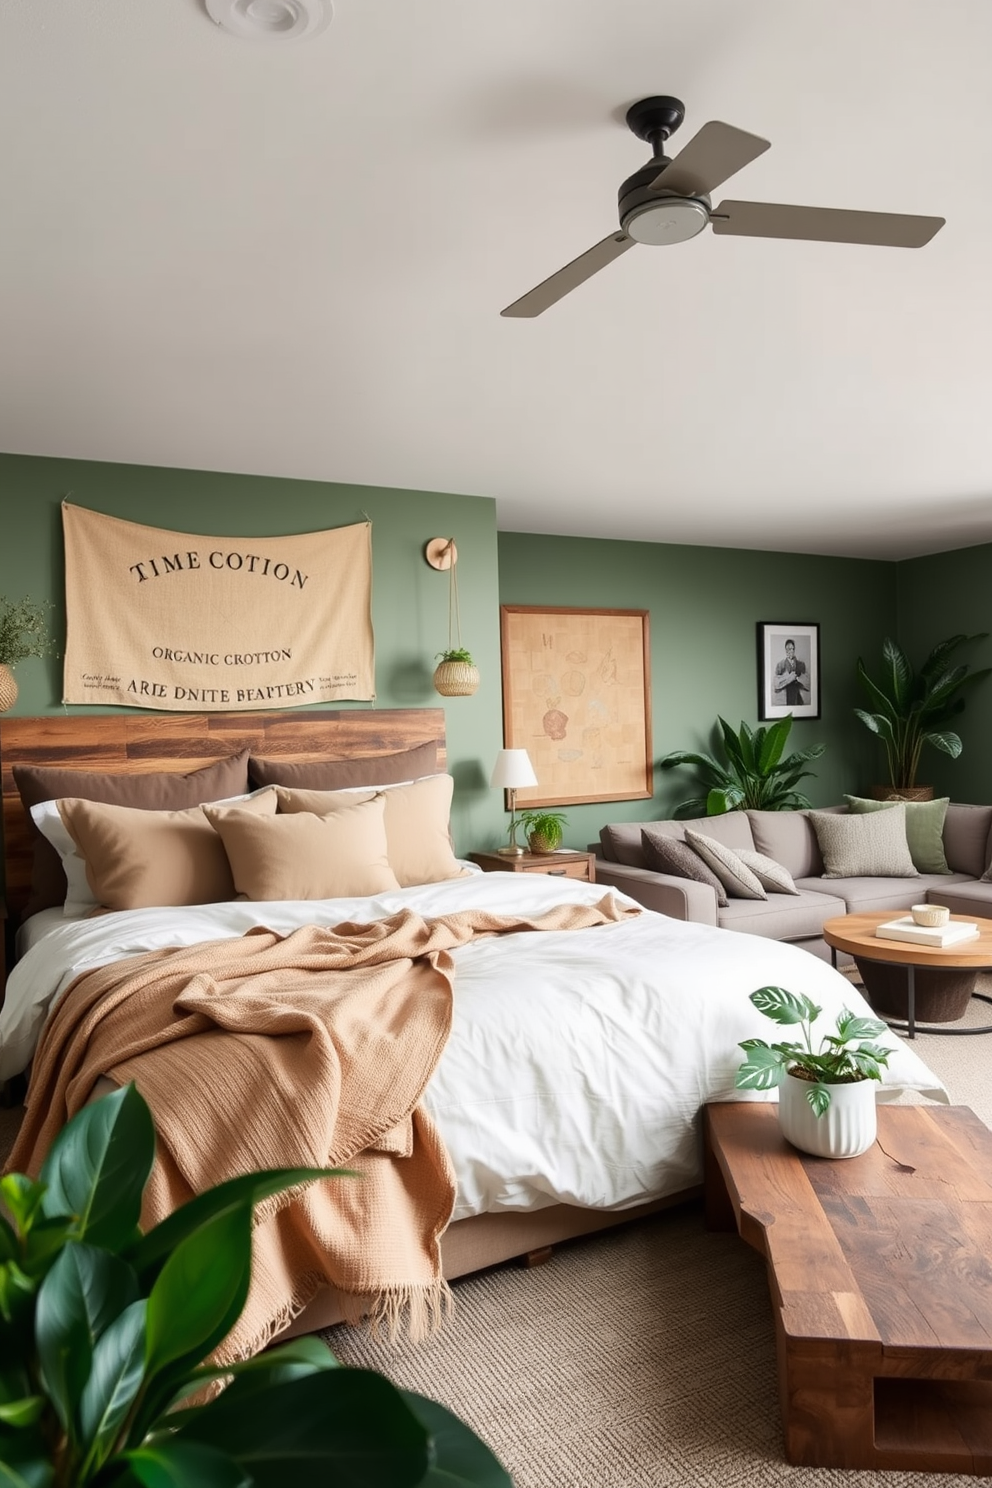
[600, 812, 756, 869]
[746, 807, 843, 879]
[944, 804, 992, 877]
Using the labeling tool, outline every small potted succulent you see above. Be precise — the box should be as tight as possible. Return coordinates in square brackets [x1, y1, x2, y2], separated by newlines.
[519, 809, 568, 854]
[734, 986, 891, 1158]
[0, 594, 58, 712]
[433, 647, 480, 698]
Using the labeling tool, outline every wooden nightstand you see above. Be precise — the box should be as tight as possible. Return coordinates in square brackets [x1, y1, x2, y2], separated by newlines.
[469, 850, 595, 883]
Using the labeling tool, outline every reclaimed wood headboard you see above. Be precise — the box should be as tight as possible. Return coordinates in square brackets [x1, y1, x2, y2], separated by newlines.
[0, 708, 446, 924]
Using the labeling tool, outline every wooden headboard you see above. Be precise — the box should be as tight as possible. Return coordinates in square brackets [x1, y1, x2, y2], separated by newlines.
[0, 709, 446, 924]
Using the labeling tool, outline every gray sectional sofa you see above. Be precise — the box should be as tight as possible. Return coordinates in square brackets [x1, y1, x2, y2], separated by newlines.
[592, 804, 992, 961]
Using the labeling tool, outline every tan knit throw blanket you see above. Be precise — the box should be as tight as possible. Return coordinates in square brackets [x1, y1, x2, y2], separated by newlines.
[7, 897, 637, 1362]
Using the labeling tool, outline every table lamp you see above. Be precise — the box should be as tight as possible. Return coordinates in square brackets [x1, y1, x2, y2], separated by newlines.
[490, 748, 538, 856]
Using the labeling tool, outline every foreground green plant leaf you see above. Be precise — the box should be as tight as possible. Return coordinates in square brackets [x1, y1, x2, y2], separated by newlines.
[40, 1085, 154, 1249]
[35, 1243, 137, 1437]
[403, 1390, 513, 1486]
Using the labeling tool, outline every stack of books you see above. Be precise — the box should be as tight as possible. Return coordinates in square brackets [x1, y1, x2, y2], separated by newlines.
[875, 916, 980, 948]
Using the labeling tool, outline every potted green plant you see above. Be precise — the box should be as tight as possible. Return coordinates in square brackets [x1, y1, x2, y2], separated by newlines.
[658, 715, 825, 816]
[518, 810, 567, 854]
[734, 986, 891, 1158]
[433, 648, 480, 698]
[0, 595, 57, 713]
[855, 633, 991, 799]
[0, 1083, 511, 1487]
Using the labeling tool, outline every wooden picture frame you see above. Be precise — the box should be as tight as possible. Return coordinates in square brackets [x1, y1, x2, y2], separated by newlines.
[499, 606, 652, 807]
[757, 622, 821, 721]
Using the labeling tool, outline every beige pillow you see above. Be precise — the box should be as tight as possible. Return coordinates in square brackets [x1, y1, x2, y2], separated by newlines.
[58, 789, 278, 911]
[808, 805, 917, 878]
[683, 829, 767, 900]
[275, 774, 470, 888]
[735, 847, 801, 896]
[205, 795, 399, 901]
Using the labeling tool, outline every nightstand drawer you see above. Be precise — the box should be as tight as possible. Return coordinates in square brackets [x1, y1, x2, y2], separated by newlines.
[520, 858, 591, 881]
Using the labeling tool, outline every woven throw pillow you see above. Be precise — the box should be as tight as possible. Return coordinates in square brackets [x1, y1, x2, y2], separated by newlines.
[843, 795, 951, 875]
[206, 795, 400, 900]
[640, 828, 729, 907]
[683, 829, 767, 900]
[734, 848, 801, 896]
[808, 805, 917, 878]
[57, 788, 278, 911]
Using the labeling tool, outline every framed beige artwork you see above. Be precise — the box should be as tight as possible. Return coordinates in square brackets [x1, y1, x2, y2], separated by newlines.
[499, 606, 653, 808]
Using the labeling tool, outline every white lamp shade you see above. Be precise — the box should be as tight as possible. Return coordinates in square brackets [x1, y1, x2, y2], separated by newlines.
[490, 748, 538, 790]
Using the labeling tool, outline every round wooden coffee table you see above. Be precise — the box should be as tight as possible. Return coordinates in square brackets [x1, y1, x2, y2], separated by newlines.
[822, 912, 992, 1039]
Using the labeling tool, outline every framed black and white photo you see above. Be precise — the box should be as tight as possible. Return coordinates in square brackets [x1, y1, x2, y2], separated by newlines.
[757, 622, 820, 721]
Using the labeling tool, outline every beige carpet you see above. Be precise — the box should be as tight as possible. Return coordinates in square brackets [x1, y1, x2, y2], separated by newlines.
[3, 979, 991, 1487]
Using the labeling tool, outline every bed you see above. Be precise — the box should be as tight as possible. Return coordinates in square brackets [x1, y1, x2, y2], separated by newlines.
[0, 709, 947, 1352]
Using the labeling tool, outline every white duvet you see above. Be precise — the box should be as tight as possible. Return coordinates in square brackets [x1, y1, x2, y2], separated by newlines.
[1, 874, 947, 1221]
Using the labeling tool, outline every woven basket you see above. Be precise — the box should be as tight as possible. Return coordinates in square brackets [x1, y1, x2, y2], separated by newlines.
[870, 785, 935, 802]
[0, 663, 18, 713]
[433, 660, 480, 698]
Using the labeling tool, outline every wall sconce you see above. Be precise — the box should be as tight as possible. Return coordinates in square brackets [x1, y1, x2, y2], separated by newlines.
[425, 537, 480, 697]
[490, 748, 538, 855]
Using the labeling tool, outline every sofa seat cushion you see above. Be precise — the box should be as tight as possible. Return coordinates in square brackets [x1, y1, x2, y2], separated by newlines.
[793, 873, 972, 916]
[716, 888, 847, 940]
[926, 881, 992, 918]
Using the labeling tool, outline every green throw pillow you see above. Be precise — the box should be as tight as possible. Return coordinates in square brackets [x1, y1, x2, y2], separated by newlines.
[843, 794, 951, 875]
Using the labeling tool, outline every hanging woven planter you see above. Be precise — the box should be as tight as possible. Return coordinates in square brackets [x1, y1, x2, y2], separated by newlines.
[428, 537, 480, 698]
[433, 656, 480, 697]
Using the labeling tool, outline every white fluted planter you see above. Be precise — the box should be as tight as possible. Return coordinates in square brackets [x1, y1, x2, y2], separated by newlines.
[778, 1072, 877, 1159]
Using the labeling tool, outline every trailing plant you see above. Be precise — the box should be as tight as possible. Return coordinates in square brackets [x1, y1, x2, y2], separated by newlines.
[658, 714, 825, 817]
[0, 1083, 511, 1488]
[734, 986, 891, 1115]
[0, 595, 57, 668]
[518, 810, 567, 853]
[855, 633, 991, 789]
[435, 647, 475, 666]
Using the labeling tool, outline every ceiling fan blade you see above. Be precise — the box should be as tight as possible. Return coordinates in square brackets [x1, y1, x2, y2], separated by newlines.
[711, 199, 945, 247]
[649, 121, 770, 196]
[500, 232, 635, 317]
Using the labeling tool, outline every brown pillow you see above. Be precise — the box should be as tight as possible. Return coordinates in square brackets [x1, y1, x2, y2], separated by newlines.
[14, 751, 252, 916]
[275, 774, 470, 888]
[247, 742, 437, 791]
[640, 828, 729, 907]
[205, 796, 400, 901]
[57, 788, 277, 911]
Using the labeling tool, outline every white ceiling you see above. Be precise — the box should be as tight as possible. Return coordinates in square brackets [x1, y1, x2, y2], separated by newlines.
[2, 0, 992, 560]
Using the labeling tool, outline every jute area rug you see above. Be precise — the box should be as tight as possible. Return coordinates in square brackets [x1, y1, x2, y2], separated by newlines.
[2, 979, 989, 1488]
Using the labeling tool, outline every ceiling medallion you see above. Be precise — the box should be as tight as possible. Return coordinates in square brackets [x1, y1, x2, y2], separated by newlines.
[205, 0, 333, 41]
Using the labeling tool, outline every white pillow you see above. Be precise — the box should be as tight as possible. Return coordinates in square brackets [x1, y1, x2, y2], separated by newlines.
[30, 786, 278, 917]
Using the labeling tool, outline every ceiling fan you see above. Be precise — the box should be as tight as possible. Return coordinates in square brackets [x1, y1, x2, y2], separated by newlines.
[501, 96, 945, 318]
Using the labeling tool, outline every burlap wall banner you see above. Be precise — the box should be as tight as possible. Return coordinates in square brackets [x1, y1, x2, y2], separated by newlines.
[62, 503, 375, 710]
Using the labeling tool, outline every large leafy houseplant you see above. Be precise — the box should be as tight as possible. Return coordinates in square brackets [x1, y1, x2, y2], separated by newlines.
[855, 633, 991, 791]
[734, 986, 891, 1115]
[0, 1083, 511, 1488]
[659, 715, 825, 817]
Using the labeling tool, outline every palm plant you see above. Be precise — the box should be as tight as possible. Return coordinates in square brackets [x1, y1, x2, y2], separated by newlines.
[855, 634, 991, 790]
[659, 714, 825, 817]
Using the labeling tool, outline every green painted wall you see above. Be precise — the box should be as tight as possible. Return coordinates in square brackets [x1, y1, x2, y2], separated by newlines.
[498, 532, 899, 851]
[895, 542, 992, 804]
[0, 455, 504, 852]
[2, 451, 933, 864]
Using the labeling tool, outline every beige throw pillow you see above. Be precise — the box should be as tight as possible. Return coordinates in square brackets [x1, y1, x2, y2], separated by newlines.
[735, 848, 801, 896]
[808, 805, 917, 878]
[275, 774, 470, 887]
[683, 829, 767, 900]
[205, 795, 400, 901]
[58, 788, 278, 911]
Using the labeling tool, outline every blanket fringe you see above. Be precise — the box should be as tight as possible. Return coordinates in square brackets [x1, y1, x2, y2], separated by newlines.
[341, 1278, 455, 1345]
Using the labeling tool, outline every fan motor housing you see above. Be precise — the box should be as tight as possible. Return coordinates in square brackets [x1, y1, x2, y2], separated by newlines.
[618, 163, 711, 245]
